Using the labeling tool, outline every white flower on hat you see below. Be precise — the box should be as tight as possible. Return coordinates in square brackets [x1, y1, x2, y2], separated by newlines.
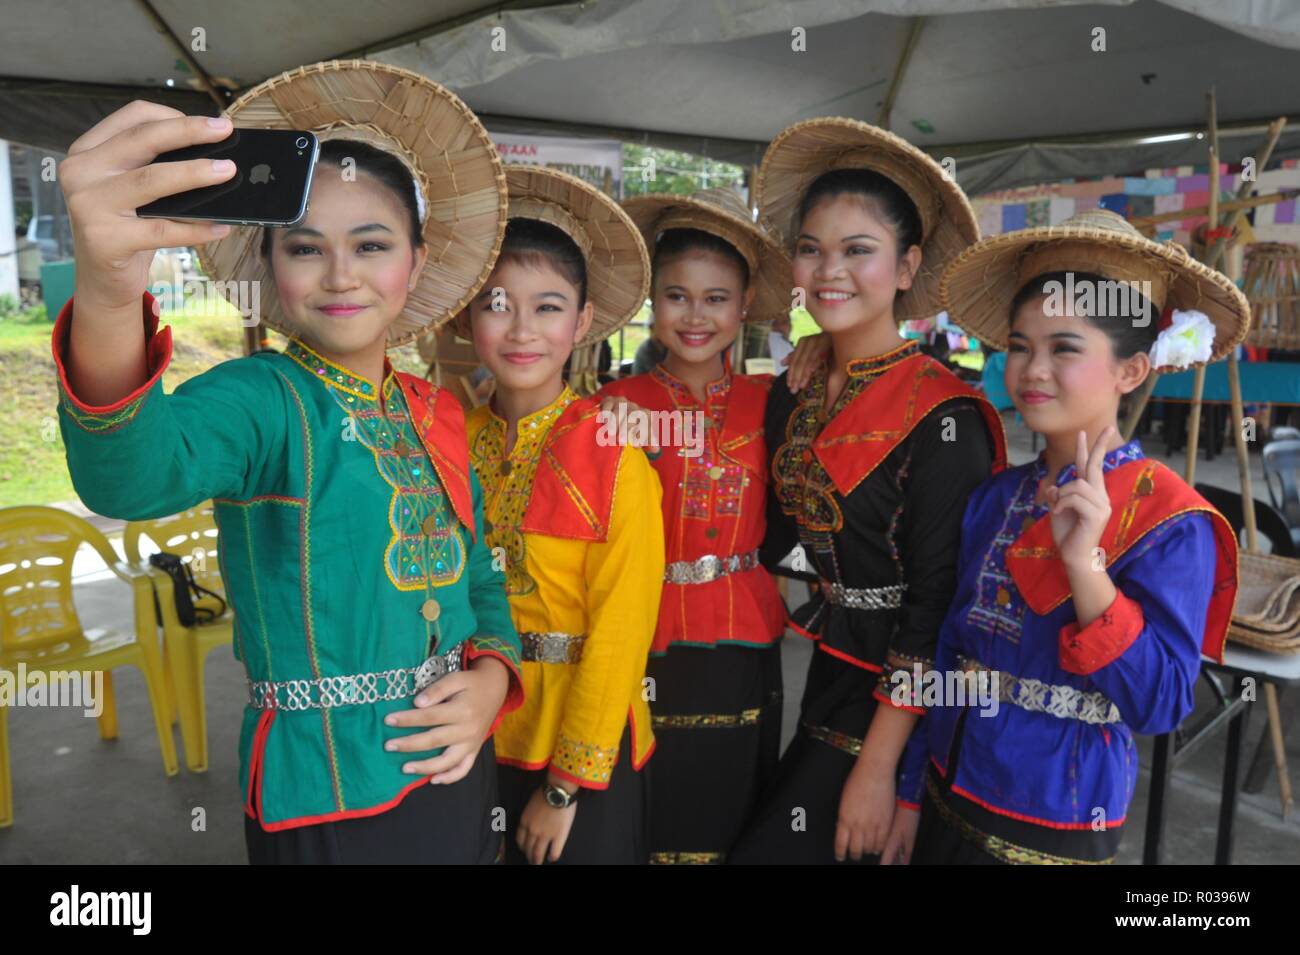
[1150, 309, 1215, 369]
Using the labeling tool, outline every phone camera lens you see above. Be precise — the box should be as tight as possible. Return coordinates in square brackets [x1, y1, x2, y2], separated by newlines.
[295, 136, 309, 149]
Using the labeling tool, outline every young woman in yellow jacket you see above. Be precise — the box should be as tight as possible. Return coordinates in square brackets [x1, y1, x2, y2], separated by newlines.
[457, 166, 665, 864]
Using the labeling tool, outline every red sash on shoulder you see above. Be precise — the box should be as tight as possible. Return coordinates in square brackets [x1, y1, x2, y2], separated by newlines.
[1004, 458, 1239, 662]
[396, 372, 477, 543]
[814, 353, 1008, 496]
[717, 374, 770, 478]
[520, 396, 623, 542]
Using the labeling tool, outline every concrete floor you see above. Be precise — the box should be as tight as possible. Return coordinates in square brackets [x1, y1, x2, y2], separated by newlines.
[2, 410, 1299, 863]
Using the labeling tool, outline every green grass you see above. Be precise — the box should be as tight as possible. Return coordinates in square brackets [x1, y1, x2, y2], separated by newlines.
[0, 296, 249, 509]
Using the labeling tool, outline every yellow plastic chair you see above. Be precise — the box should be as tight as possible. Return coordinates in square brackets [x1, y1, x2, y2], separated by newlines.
[124, 504, 233, 774]
[0, 506, 179, 828]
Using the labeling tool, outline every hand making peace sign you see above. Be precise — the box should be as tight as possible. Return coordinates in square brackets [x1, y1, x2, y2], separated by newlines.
[1044, 426, 1115, 570]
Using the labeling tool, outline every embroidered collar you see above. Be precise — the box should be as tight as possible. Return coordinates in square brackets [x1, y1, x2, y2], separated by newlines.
[652, 361, 732, 404]
[284, 336, 395, 403]
[845, 339, 921, 378]
[486, 384, 580, 458]
[1034, 438, 1145, 488]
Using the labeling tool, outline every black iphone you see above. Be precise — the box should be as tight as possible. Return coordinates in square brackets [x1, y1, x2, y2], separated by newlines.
[136, 127, 319, 227]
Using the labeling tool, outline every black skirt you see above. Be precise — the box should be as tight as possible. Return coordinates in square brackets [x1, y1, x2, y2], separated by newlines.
[244, 739, 501, 865]
[728, 647, 881, 865]
[645, 641, 783, 864]
[496, 726, 648, 865]
[912, 768, 1123, 865]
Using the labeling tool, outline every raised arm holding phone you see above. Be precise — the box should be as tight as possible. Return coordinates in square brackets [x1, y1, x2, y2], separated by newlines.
[52, 61, 528, 865]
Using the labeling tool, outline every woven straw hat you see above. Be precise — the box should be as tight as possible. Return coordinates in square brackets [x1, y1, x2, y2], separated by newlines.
[453, 165, 650, 348]
[940, 209, 1251, 368]
[754, 116, 978, 320]
[621, 187, 793, 323]
[194, 59, 508, 348]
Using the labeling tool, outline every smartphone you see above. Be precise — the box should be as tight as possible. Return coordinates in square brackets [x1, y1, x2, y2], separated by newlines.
[136, 128, 320, 227]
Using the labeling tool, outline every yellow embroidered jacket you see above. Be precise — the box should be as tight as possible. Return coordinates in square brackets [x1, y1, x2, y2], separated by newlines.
[466, 385, 665, 788]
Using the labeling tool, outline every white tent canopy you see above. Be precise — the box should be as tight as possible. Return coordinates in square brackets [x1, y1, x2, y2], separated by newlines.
[5, 0, 1300, 192]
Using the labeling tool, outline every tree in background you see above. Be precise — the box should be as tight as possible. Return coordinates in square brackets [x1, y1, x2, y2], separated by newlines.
[622, 143, 745, 198]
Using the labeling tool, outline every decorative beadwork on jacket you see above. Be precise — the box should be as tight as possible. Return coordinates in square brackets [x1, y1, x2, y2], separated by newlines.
[468, 633, 524, 672]
[771, 340, 921, 573]
[286, 338, 379, 402]
[652, 365, 748, 522]
[552, 733, 617, 784]
[967, 439, 1144, 644]
[287, 337, 467, 591]
[469, 386, 579, 597]
[878, 649, 936, 707]
[59, 385, 152, 433]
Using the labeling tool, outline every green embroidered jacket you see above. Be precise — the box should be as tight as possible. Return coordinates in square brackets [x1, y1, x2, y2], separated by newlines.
[52, 292, 521, 830]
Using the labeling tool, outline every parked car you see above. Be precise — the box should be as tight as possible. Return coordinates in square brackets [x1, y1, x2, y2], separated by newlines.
[27, 214, 71, 261]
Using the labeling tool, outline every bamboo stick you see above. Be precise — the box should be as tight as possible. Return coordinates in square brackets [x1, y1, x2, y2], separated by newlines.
[1182, 91, 1219, 481]
[1127, 187, 1296, 230]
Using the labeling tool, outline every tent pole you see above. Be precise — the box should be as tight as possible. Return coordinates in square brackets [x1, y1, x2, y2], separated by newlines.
[132, 0, 228, 110]
[877, 18, 927, 131]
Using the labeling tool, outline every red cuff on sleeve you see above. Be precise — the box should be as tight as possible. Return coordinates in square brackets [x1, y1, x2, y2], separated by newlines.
[872, 687, 926, 715]
[895, 799, 921, 812]
[463, 642, 525, 738]
[1058, 590, 1145, 675]
[545, 762, 611, 793]
[51, 291, 173, 415]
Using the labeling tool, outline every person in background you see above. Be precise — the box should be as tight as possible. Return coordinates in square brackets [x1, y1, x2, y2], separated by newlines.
[768, 310, 796, 366]
[633, 320, 669, 374]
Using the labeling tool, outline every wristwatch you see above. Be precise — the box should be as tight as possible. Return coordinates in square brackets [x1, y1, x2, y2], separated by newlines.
[543, 782, 578, 809]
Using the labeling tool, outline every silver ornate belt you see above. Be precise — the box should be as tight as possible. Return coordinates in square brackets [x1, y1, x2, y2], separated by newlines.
[520, 631, 586, 665]
[821, 579, 907, 611]
[665, 549, 760, 585]
[248, 644, 464, 711]
[959, 655, 1122, 725]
